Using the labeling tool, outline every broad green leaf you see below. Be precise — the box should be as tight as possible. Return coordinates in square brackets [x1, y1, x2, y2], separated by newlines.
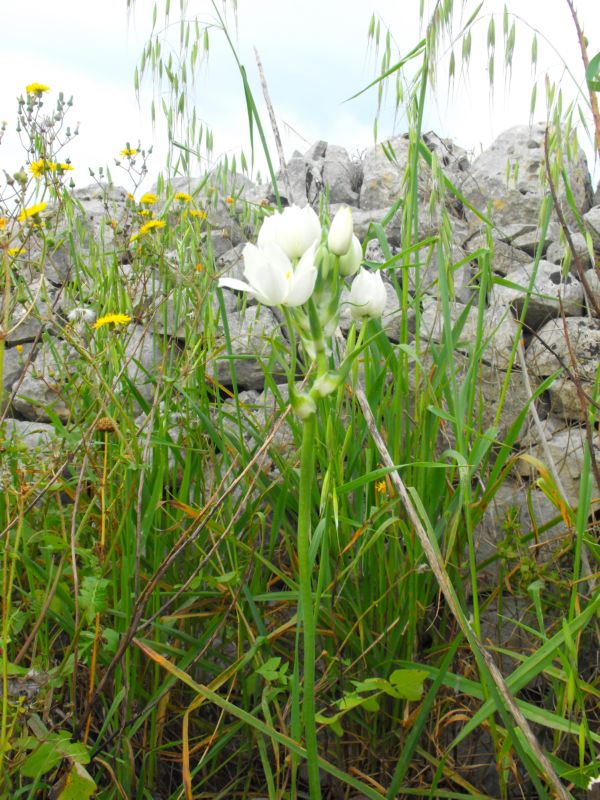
[57, 762, 97, 799]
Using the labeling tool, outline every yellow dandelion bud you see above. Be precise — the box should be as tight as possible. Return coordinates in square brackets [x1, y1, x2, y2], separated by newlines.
[17, 202, 47, 223]
[0, 218, 8, 229]
[174, 192, 192, 202]
[188, 209, 207, 220]
[16, 344, 24, 354]
[120, 148, 138, 157]
[93, 313, 132, 330]
[26, 83, 50, 95]
[225, 196, 234, 205]
[140, 192, 158, 205]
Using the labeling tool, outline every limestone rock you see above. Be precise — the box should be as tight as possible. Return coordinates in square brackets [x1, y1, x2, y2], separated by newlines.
[12, 339, 81, 421]
[420, 299, 519, 370]
[213, 304, 287, 390]
[517, 418, 600, 508]
[546, 231, 593, 272]
[583, 205, 600, 248]
[462, 124, 592, 229]
[463, 232, 531, 276]
[5, 277, 57, 345]
[472, 481, 569, 591]
[490, 259, 584, 328]
[525, 316, 600, 421]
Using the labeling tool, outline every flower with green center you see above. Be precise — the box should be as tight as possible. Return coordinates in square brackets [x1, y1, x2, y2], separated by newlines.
[219, 241, 318, 307]
[26, 83, 50, 94]
[348, 268, 387, 320]
[17, 202, 47, 223]
[258, 204, 321, 260]
[93, 313, 132, 330]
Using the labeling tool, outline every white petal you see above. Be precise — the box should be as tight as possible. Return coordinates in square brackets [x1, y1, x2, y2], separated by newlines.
[243, 243, 289, 306]
[349, 268, 387, 320]
[339, 235, 362, 277]
[277, 205, 321, 259]
[286, 243, 318, 306]
[328, 206, 353, 256]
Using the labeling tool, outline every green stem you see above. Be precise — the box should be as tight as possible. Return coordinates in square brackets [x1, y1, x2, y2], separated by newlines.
[297, 412, 321, 799]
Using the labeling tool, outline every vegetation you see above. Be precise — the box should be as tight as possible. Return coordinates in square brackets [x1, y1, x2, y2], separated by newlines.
[0, 1, 598, 798]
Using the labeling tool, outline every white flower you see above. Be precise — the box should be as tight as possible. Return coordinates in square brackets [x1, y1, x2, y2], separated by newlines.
[219, 241, 318, 307]
[67, 307, 97, 325]
[339, 234, 362, 277]
[348, 268, 387, 320]
[327, 206, 353, 256]
[257, 205, 321, 260]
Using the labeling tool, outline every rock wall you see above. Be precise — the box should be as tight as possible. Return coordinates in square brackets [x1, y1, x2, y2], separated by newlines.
[2, 123, 599, 594]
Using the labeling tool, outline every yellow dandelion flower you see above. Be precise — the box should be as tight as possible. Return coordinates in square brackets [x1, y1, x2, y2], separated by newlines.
[58, 163, 74, 172]
[225, 196, 234, 205]
[127, 193, 135, 202]
[0, 218, 8, 229]
[174, 192, 192, 202]
[17, 201, 47, 222]
[130, 219, 166, 241]
[188, 209, 207, 220]
[8, 247, 23, 256]
[93, 313, 132, 330]
[29, 159, 56, 178]
[26, 83, 50, 94]
[120, 148, 138, 157]
[196, 263, 204, 272]
[375, 480, 387, 495]
[140, 192, 158, 205]
[138, 209, 153, 217]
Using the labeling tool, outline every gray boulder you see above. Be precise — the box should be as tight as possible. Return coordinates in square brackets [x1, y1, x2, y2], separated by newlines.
[490, 259, 584, 328]
[462, 124, 592, 229]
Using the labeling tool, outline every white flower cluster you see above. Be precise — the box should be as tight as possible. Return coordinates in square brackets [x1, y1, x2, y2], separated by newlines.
[218, 204, 386, 320]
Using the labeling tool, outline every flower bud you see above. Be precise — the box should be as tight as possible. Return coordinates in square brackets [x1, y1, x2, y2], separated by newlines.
[291, 391, 317, 420]
[312, 371, 341, 398]
[327, 206, 353, 256]
[348, 268, 387, 320]
[339, 235, 362, 277]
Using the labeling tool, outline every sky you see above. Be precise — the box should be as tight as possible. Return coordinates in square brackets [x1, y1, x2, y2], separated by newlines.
[1, 0, 598, 192]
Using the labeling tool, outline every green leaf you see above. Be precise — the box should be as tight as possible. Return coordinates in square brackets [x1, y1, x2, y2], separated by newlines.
[585, 51, 600, 91]
[78, 576, 109, 624]
[57, 762, 97, 799]
[21, 733, 90, 778]
[388, 669, 428, 701]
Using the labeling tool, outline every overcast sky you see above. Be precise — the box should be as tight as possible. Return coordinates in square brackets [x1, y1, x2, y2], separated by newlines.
[1, 0, 598, 191]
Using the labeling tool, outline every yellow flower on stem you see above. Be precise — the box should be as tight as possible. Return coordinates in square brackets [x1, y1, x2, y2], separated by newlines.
[17, 202, 47, 223]
[120, 148, 138, 157]
[188, 209, 207, 220]
[26, 83, 50, 94]
[138, 209, 153, 217]
[93, 313, 132, 330]
[58, 163, 74, 172]
[140, 192, 158, 205]
[225, 196, 234, 205]
[196, 263, 204, 272]
[130, 219, 166, 241]
[174, 192, 192, 202]
[0, 218, 8, 229]
[8, 247, 23, 257]
[375, 480, 387, 495]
